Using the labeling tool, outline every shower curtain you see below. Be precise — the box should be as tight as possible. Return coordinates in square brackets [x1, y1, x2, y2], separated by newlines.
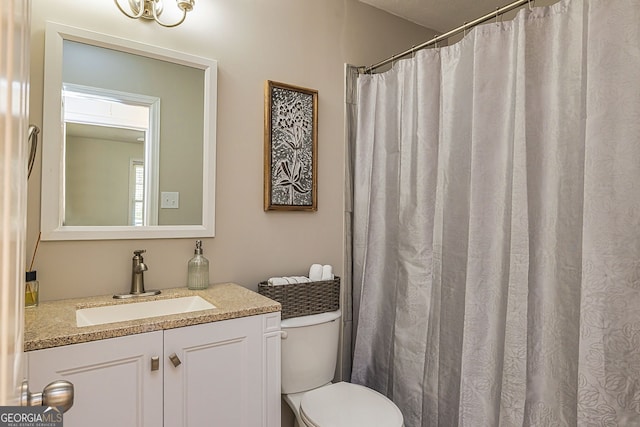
[350, 0, 640, 425]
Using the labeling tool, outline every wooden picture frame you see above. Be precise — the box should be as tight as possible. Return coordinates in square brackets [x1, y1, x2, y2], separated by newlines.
[264, 80, 318, 211]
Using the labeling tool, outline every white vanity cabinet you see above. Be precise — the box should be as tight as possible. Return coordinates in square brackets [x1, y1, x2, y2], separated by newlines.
[27, 312, 281, 427]
[164, 313, 282, 426]
[27, 331, 164, 427]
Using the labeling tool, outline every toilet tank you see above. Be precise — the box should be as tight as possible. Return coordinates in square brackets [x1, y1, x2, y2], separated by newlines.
[280, 310, 341, 394]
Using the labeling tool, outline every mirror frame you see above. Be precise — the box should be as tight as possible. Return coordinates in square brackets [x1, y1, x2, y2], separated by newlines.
[41, 22, 217, 240]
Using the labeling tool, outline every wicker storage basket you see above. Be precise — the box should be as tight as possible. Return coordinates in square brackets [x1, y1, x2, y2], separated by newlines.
[258, 277, 340, 319]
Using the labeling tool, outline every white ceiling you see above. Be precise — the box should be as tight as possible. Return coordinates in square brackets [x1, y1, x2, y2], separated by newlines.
[359, 0, 517, 32]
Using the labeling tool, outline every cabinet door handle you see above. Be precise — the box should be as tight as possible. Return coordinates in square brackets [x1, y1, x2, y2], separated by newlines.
[169, 352, 182, 367]
[151, 356, 160, 371]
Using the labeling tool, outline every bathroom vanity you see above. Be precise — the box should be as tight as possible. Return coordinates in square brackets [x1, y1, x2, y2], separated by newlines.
[24, 283, 281, 427]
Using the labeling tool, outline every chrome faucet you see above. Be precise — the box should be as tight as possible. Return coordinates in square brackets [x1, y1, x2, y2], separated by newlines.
[114, 250, 161, 299]
[131, 249, 148, 294]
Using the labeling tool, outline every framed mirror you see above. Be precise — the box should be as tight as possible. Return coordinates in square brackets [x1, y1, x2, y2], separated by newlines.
[41, 22, 217, 240]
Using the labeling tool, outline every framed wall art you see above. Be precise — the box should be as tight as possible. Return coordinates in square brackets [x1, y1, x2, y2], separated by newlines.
[264, 80, 318, 211]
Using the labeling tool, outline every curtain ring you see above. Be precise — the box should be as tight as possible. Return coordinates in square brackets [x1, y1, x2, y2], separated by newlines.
[495, 7, 500, 25]
[463, 22, 468, 36]
[528, 0, 534, 11]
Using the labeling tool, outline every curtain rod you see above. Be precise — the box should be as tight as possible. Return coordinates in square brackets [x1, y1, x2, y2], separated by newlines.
[358, 0, 533, 74]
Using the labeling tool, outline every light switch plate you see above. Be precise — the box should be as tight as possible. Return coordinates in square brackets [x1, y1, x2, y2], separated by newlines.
[161, 192, 179, 209]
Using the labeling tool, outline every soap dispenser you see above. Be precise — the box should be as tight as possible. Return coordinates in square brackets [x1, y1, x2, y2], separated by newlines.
[187, 240, 209, 290]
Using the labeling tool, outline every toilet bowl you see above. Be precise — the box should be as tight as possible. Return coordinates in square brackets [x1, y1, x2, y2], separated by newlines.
[281, 310, 403, 427]
[289, 381, 403, 427]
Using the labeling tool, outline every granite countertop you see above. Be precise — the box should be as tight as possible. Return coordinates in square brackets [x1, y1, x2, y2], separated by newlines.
[24, 283, 281, 352]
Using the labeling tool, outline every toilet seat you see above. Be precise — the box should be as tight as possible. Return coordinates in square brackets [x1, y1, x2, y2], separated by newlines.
[299, 382, 403, 427]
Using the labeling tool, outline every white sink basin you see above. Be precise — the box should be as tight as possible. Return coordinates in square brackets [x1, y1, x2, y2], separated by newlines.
[76, 296, 215, 327]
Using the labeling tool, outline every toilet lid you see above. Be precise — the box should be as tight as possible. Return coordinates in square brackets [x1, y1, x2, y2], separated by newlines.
[300, 382, 403, 427]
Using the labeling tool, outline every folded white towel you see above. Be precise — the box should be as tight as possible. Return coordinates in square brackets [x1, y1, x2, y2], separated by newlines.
[321, 265, 334, 280]
[309, 264, 323, 281]
[267, 277, 288, 286]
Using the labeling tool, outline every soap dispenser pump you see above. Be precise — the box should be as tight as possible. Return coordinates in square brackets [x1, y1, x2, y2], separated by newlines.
[187, 240, 209, 290]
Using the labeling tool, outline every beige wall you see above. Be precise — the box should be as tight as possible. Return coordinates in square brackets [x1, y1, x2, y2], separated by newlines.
[28, 0, 435, 301]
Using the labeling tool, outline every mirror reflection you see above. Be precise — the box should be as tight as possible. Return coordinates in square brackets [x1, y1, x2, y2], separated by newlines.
[62, 40, 204, 227]
[41, 23, 217, 240]
[65, 122, 146, 226]
[63, 84, 156, 226]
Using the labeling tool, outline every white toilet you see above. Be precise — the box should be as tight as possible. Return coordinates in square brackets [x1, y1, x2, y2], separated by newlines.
[281, 310, 404, 427]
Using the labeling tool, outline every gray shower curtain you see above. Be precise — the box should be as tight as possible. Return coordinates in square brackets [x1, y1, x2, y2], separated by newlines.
[349, 0, 640, 425]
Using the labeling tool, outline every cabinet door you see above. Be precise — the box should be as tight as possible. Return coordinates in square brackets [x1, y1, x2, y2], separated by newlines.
[27, 331, 163, 427]
[164, 316, 263, 427]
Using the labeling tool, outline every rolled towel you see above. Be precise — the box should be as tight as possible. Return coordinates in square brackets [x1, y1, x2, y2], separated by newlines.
[309, 264, 323, 281]
[267, 277, 288, 286]
[283, 276, 299, 284]
[321, 265, 334, 280]
[294, 276, 312, 283]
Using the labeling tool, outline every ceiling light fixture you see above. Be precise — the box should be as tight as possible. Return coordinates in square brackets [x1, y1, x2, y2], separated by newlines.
[114, 0, 195, 28]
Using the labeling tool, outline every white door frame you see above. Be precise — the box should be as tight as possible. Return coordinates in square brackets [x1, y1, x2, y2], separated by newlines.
[0, 0, 30, 405]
